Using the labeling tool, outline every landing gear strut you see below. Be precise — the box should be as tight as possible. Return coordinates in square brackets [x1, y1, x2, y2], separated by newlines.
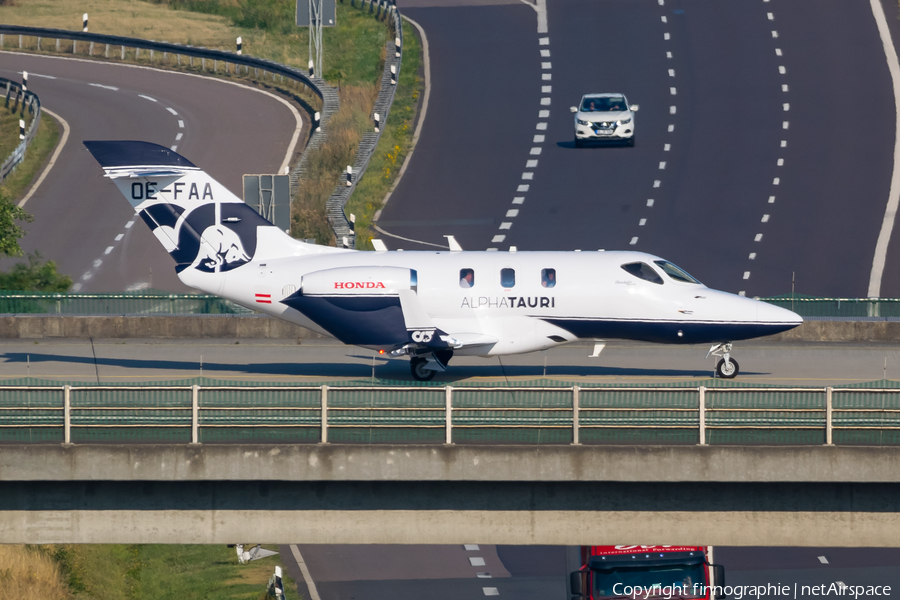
[708, 342, 739, 379]
[409, 350, 454, 382]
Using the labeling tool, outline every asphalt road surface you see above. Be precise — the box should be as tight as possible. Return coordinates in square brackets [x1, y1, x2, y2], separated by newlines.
[4, 337, 900, 385]
[278, 545, 900, 600]
[380, 0, 900, 299]
[0, 52, 299, 293]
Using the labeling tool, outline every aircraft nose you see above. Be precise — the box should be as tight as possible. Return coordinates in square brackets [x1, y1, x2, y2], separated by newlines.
[757, 300, 803, 327]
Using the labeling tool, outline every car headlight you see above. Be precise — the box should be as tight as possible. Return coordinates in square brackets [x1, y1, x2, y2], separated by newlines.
[577, 119, 591, 126]
[617, 117, 632, 125]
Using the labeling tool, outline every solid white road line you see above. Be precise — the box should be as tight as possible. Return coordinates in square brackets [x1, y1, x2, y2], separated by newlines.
[536, 0, 548, 33]
[18, 107, 69, 208]
[290, 545, 323, 600]
[867, 0, 900, 297]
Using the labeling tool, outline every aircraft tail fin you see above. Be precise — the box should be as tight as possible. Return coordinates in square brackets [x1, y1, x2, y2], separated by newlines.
[84, 141, 342, 276]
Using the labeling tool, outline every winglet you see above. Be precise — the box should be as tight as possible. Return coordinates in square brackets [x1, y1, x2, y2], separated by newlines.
[444, 235, 463, 252]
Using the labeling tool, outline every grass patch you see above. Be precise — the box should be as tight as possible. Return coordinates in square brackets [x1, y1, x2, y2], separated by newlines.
[346, 17, 422, 250]
[1, 109, 59, 202]
[53, 544, 303, 600]
[0, 545, 70, 600]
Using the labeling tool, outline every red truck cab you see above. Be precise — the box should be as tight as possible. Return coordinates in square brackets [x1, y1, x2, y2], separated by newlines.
[570, 546, 725, 600]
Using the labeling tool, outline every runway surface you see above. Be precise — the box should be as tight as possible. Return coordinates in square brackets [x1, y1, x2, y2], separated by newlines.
[279, 545, 900, 600]
[0, 52, 299, 292]
[380, 0, 900, 299]
[3, 337, 900, 386]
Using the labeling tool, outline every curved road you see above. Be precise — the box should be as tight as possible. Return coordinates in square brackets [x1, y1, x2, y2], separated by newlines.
[381, 0, 900, 299]
[0, 52, 300, 292]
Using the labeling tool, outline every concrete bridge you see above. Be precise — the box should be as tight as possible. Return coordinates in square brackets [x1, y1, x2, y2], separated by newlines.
[2, 444, 900, 546]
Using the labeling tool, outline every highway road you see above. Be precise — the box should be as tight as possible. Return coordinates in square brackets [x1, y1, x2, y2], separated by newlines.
[380, 0, 900, 299]
[0, 52, 300, 293]
[3, 337, 900, 385]
[279, 545, 900, 600]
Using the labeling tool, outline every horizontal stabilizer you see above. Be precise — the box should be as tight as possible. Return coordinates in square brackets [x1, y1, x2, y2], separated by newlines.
[84, 140, 198, 169]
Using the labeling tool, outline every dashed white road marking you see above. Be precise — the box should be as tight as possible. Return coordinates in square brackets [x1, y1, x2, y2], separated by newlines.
[530, 147, 542, 155]
[178, 119, 185, 128]
[653, 180, 661, 188]
[668, 69, 675, 77]
[517, 184, 530, 192]
[659, 161, 667, 170]
[768, 195, 776, 203]
[782, 121, 789, 129]
[539, 110, 549, 118]
[639, 218, 647, 226]
[176, 132, 183, 141]
[661, 15, 667, 23]
[743, 271, 751, 279]
[664, 144, 671, 151]
[777, 158, 784, 166]
[170, 145, 178, 151]
[18, 71, 55, 79]
[536, 122, 547, 130]
[539, 37, 549, 45]
[533, 135, 545, 143]
[139, 94, 157, 102]
[506, 209, 519, 217]
[755, 233, 763, 242]
[540, 97, 551, 105]
[666, 51, 672, 59]
[775, 48, 783, 56]
[526, 160, 538, 168]
[499, 222, 512, 229]
[465, 545, 480, 551]
[761, 214, 770, 223]
[669, 105, 677, 114]
[767, 12, 774, 20]
[782, 84, 789, 92]
[125, 220, 135, 229]
[483, 589, 500, 597]
[670, 87, 677, 95]
[630, 237, 639, 245]
[542, 73, 552, 81]
[540, 49, 550, 57]
[104, 246, 114, 255]
[92, 259, 102, 268]
[166, 107, 178, 115]
[541, 85, 552, 93]
[513, 197, 525, 205]
[778, 65, 786, 74]
[89, 83, 118, 90]
[647, 199, 655, 207]
[477, 573, 493, 579]
[749, 253, 757, 260]
[668, 124, 675, 132]
[772, 30, 779, 38]
[773, 177, 781, 185]
[115, 233, 124, 241]
[664, 32, 670, 40]
[783, 103, 790, 111]
[818, 556, 829, 564]
[522, 172, 534, 180]
[541, 62, 552, 69]
[780, 140, 787, 147]
[492, 235, 506, 243]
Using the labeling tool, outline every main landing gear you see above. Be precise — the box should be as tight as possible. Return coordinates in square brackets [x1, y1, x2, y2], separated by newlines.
[707, 342, 740, 379]
[410, 351, 454, 382]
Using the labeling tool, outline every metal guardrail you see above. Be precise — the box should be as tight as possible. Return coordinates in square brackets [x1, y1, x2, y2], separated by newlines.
[0, 291, 250, 314]
[2, 382, 900, 445]
[0, 76, 40, 182]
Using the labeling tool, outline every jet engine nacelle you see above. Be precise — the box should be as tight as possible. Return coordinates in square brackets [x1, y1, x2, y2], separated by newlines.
[300, 266, 416, 296]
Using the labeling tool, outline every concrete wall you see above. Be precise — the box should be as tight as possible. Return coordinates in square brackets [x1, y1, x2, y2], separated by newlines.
[0, 315, 899, 341]
[3, 444, 900, 483]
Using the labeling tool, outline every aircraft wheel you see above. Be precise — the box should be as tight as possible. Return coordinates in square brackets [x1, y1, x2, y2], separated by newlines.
[716, 358, 739, 379]
[411, 357, 436, 381]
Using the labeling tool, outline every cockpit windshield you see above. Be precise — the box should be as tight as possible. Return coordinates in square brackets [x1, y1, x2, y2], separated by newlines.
[593, 564, 706, 600]
[582, 96, 626, 112]
[653, 261, 702, 284]
[621, 262, 663, 285]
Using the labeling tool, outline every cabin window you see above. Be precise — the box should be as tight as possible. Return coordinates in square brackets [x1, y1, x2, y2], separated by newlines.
[541, 268, 556, 288]
[621, 262, 663, 285]
[654, 260, 702, 284]
[459, 269, 475, 288]
[500, 268, 516, 288]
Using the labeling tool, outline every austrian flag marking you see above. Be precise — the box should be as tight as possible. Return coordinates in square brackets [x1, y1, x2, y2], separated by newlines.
[255, 293, 272, 304]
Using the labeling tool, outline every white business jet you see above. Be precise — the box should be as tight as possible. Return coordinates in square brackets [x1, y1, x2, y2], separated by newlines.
[85, 141, 802, 380]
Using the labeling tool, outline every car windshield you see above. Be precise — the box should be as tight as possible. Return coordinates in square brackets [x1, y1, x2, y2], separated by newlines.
[654, 261, 702, 284]
[593, 564, 706, 600]
[582, 97, 626, 112]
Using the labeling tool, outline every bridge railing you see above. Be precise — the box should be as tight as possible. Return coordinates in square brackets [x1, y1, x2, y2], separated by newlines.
[2, 382, 899, 445]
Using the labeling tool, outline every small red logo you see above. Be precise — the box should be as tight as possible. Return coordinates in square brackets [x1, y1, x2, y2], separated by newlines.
[255, 293, 272, 304]
[334, 281, 386, 289]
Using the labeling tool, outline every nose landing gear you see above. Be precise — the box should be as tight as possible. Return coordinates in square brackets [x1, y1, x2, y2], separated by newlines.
[707, 342, 739, 379]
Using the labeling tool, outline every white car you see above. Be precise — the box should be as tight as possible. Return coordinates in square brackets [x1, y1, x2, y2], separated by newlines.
[570, 93, 638, 147]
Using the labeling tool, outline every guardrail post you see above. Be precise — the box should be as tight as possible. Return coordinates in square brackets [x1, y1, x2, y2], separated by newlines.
[1, 34, 4, 48]
[37, 37, 41, 51]
[18, 35, 22, 49]
[56, 38, 59, 52]
[572, 386, 580, 445]
[826, 387, 833, 446]
[121, 45, 125, 60]
[445, 386, 453, 444]
[63, 385, 71, 445]
[105, 43, 109, 58]
[698, 386, 707, 446]
[191, 385, 200, 444]
[320, 385, 329, 443]
[89, 41, 94, 55]
[72, 39, 76, 54]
